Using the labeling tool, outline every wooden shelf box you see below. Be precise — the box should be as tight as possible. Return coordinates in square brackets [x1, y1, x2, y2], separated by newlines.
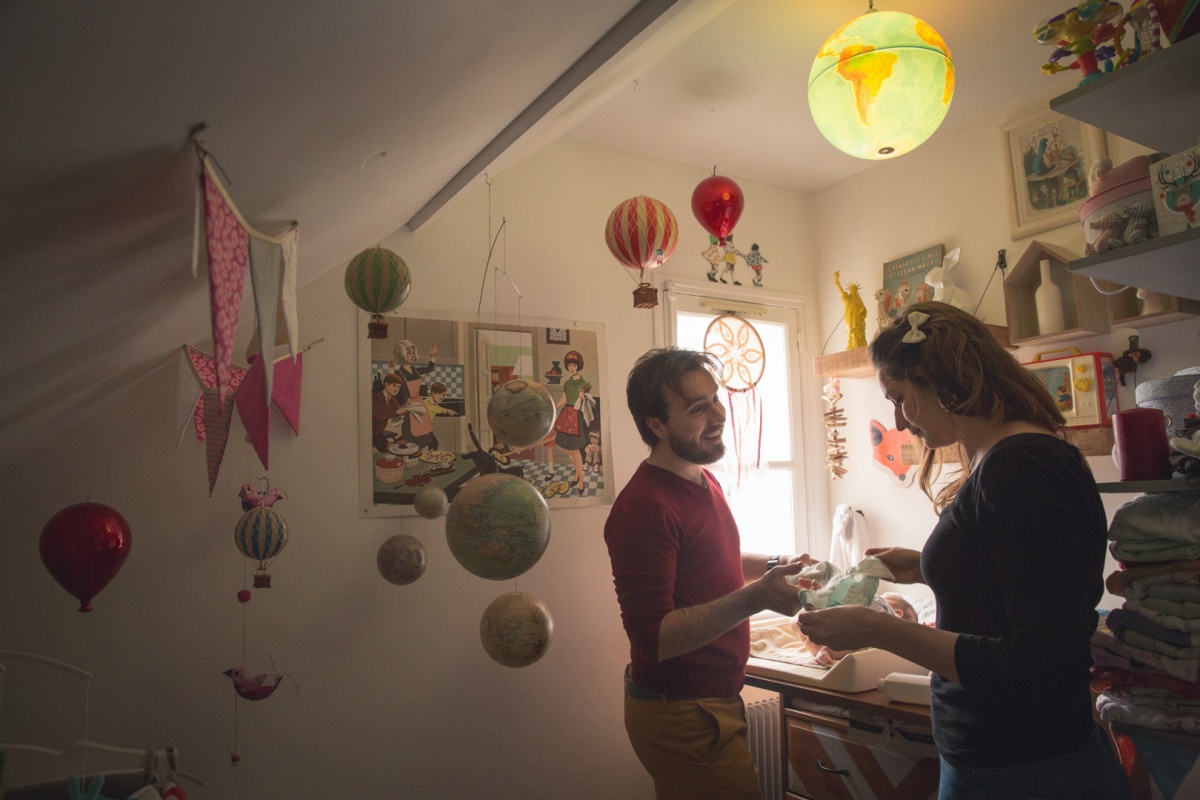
[1004, 241, 1110, 346]
[1097, 280, 1200, 328]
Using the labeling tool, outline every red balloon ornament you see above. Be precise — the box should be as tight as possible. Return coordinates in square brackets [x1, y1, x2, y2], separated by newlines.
[39, 502, 132, 612]
[691, 174, 744, 245]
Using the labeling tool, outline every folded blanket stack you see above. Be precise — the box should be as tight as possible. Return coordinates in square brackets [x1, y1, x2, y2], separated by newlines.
[1093, 492, 1200, 737]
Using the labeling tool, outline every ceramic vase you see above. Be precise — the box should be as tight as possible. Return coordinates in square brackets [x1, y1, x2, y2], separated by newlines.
[1034, 259, 1065, 335]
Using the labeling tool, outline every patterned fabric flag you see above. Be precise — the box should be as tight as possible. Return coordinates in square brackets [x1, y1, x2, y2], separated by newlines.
[279, 228, 299, 359]
[181, 345, 247, 494]
[249, 235, 282, 406]
[235, 352, 304, 470]
[203, 387, 238, 496]
[202, 161, 249, 404]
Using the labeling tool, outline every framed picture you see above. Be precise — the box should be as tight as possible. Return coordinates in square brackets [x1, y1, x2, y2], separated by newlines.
[1002, 108, 1106, 238]
[357, 310, 613, 517]
[881, 244, 944, 322]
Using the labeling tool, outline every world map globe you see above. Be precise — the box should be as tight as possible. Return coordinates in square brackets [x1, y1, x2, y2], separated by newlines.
[486, 379, 555, 448]
[445, 473, 550, 580]
[479, 591, 554, 668]
[413, 485, 448, 519]
[376, 533, 427, 585]
[808, 9, 953, 160]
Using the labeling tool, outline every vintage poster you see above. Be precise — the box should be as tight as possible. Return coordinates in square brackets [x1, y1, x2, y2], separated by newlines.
[357, 310, 612, 517]
[881, 244, 944, 322]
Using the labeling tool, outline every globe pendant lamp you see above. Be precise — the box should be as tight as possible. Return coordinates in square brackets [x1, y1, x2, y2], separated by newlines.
[808, 3, 954, 160]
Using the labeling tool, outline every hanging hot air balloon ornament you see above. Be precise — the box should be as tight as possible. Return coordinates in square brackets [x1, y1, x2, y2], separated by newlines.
[691, 171, 744, 247]
[604, 195, 679, 310]
[234, 502, 289, 588]
[39, 502, 132, 612]
[344, 244, 412, 339]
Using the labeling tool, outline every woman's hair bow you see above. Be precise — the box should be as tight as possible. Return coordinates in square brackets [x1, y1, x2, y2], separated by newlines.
[901, 311, 930, 344]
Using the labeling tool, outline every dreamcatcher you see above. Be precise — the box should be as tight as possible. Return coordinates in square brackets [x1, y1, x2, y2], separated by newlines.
[703, 314, 764, 484]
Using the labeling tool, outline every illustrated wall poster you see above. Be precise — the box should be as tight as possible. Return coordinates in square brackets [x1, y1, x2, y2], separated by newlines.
[881, 244, 943, 323]
[357, 310, 612, 516]
[1002, 108, 1107, 238]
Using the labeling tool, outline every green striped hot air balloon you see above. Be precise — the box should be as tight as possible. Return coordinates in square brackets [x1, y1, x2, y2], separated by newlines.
[234, 506, 289, 588]
[344, 245, 412, 338]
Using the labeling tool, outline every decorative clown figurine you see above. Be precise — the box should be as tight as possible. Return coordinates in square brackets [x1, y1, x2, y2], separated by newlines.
[834, 271, 868, 350]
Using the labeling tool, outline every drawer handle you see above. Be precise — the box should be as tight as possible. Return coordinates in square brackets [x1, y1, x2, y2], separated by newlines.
[815, 759, 849, 776]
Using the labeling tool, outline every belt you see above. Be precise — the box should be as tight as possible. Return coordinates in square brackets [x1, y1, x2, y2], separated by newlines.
[624, 666, 699, 702]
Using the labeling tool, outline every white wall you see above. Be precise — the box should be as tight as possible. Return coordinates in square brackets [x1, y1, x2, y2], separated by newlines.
[0, 135, 816, 799]
[809, 86, 1200, 606]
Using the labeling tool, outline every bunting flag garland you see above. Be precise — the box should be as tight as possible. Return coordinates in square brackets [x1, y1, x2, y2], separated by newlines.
[180, 346, 249, 494]
[196, 151, 300, 407]
[234, 352, 304, 470]
[202, 163, 250, 405]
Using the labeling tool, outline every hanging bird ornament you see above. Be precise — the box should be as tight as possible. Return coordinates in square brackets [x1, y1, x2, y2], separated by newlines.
[604, 195, 679, 309]
[233, 504, 289, 588]
[344, 245, 412, 339]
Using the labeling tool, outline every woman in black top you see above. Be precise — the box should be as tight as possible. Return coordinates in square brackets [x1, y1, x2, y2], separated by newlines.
[795, 302, 1130, 800]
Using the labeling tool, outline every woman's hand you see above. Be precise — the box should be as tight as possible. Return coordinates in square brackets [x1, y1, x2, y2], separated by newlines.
[865, 547, 924, 584]
[793, 605, 890, 652]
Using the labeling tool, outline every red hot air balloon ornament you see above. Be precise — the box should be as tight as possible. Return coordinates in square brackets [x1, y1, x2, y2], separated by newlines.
[39, 502, 132, 612]
[604, 195, 679, 309]
[691, 173, 744, 246]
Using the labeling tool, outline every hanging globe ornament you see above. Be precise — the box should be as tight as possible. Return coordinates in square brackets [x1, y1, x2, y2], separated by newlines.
[39, 502, 132, 612]
[234, 506, 289, 588]
[604, 195, 679, 310]
[479, 591, 554, 668]
[376, 533, 427, 585]
[691, 173, 744, 247]
[344, 245, 412, 339]
[445, 473, 550, 580]
[808, 6, 954, 160]
[413, 485, 448, 519]
[487, 379, 556, 448]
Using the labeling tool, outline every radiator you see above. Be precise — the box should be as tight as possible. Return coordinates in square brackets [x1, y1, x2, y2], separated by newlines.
[746, 695, 783, 800]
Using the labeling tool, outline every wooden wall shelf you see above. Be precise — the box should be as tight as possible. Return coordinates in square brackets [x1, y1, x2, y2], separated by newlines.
[1004, 241, 1110, 346]
[813, 325, 1012, 378]
[1097, 279, 1200, 327]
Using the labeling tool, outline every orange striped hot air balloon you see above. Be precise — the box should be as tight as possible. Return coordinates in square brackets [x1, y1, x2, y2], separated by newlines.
[604, 195, 678, 309]
[344, 245, 412, 338]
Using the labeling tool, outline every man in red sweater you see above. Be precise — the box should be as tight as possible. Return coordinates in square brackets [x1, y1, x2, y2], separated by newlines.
[605, 347, 808, 799]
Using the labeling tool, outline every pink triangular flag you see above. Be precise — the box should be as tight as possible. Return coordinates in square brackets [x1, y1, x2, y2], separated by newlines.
[236, 354, 270, 470]
[203, 163, 249, 405]
[203, 389, 237, 496]
[271, 351, 303, 435]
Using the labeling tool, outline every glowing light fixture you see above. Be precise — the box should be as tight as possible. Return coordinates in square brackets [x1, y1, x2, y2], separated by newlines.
[808, 3, 954, 160]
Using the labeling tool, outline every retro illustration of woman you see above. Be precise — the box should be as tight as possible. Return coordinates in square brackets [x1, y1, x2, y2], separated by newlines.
[391, 338, 440, 450]
[550, 350, 592, 496]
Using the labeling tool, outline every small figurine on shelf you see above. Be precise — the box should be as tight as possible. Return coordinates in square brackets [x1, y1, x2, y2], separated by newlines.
[1035, 1, 1125, 86]
[834, 271, 868, 350]
[1112, 334, 1152, 386]
[924, 247, 974, 313]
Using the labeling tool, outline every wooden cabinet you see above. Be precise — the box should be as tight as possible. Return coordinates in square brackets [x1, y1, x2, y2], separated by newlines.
[1051, 35, 1200, 302]
[746, 675, 939, 800]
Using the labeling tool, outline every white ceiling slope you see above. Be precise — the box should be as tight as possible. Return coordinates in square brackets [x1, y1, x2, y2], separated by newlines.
[0, 0, 1061, 466]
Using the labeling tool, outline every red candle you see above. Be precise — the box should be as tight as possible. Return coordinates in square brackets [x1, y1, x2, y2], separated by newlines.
[1113, 408, 1172, 482]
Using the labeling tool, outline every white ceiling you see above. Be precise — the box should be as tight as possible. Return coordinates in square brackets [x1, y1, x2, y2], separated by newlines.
[0, 0, 1066, 464]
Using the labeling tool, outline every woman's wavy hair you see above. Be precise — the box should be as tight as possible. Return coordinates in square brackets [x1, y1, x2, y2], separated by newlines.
[868, 301, 1067, 511]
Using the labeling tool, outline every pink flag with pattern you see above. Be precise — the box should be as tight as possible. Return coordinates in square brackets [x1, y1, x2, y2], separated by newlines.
[203, 165, 249, 404]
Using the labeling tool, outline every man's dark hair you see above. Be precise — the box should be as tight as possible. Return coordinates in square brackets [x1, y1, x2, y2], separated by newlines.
[625, 347, 720, 447]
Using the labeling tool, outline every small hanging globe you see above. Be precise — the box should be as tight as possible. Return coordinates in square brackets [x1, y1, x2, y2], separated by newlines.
[413, 485, 448, 519]
[808, 9, 954, 160]
[487, 379, 555, 448]
[376, 533, 427, 585]
[445, 473, 550, 580]
[344, 245, 412, 339]
[479, 591, 554, 668]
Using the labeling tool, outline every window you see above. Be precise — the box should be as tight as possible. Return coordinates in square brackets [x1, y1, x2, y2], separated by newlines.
[663, 285, 812, 557]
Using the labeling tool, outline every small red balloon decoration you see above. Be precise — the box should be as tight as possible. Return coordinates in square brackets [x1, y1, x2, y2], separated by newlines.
[39, 502, 132, 612]
[691, 174, 744, 245]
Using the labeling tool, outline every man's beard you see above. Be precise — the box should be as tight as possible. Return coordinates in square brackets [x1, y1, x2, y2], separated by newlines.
[668, 429, 725, 466]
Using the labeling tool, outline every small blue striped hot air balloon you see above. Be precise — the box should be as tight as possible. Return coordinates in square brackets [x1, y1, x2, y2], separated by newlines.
[234, 506, 289, 588]
[344, 245, 412, 339]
